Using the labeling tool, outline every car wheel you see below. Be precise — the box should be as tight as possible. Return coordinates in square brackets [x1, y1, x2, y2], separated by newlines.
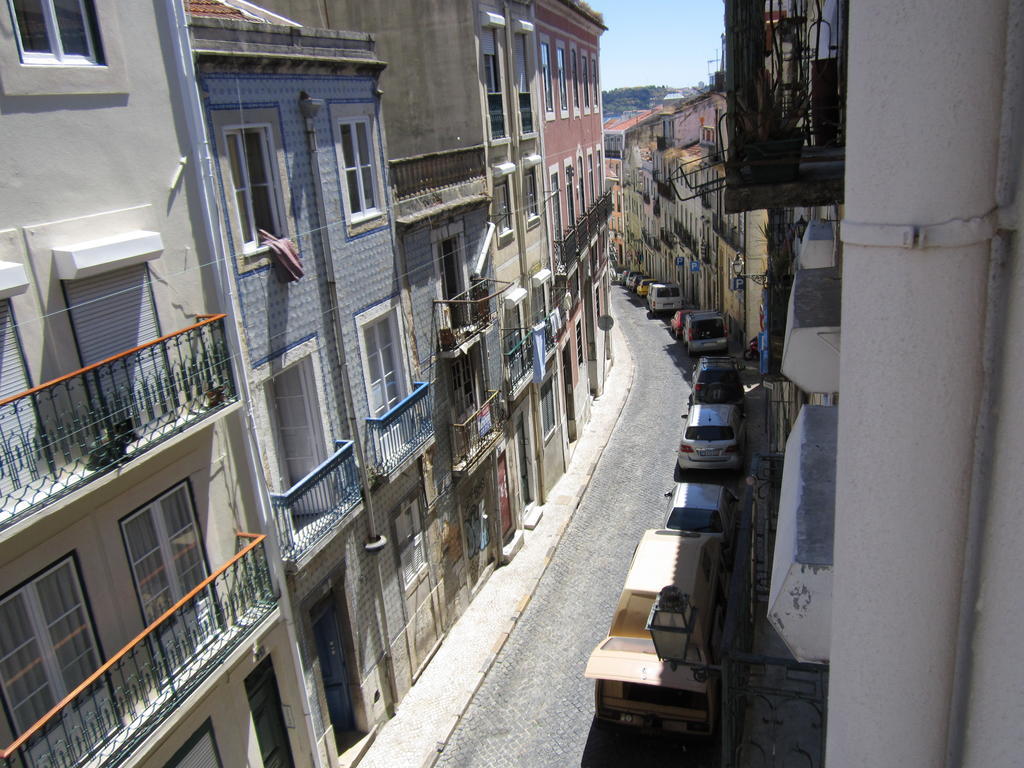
[673, 462, 684, 482]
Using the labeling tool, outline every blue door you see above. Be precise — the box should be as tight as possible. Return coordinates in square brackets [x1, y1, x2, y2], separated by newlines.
[312, 603, 355, 733]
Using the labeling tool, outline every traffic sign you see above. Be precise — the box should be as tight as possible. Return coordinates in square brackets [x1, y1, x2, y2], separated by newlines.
[676, 256, 685, 267]
[690, 260, 700, 272]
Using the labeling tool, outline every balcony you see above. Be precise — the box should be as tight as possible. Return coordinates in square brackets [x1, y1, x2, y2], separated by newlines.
[503, 329, 534, 396]
[365, 382, 433, 476]
[488, 93, 506, 139]
[390, 146, 486, 201]
[270, 441, 362, 562]
[0, 315, 235, 532]
[519, 93, 534, 134]
[451, 390, 505, 475]
[781, 266, 841, 393]
[0, 534, 276, 768]
[554, 191, 612, 275]
[723, 0, 847, 212]
[435, 280, 502, 357]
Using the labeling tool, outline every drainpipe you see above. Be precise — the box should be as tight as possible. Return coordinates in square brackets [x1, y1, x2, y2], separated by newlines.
[162, 3, 323, 766]
[298, 95, 396, 706]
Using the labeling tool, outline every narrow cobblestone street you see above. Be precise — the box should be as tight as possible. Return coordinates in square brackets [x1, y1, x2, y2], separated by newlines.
[435, 287, 741, 767]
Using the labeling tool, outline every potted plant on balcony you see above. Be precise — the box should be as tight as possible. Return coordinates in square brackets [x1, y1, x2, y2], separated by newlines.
[734, 69, 807, 184]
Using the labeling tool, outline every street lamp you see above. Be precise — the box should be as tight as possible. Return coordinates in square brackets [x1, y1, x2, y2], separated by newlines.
[730, 255, 769, 286]
[647, 585, 718, 682]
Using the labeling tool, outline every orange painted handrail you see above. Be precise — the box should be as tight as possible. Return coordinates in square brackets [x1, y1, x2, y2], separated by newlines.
[0, 314, 228, 409]
[0, 532, 267, 758]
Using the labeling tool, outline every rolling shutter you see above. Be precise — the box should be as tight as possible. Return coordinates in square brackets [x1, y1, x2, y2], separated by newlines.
[0, 300, 34, 500]
[167, 728, 222, 768]
[515, 35, 528, 92]
[0, 300, 29, 400]
[64, 265, 159, 367]
[481, 28, 496, 56]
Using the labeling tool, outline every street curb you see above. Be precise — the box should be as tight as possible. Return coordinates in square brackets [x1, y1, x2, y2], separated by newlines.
[423, 325, 637, 767]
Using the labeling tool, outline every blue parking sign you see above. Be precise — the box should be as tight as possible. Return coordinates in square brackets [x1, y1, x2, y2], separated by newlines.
[676, 256, 685, 267]
[690, 260, 700, 272]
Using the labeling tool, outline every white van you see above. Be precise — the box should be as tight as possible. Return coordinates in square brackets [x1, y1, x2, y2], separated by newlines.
[647, 283, 683, 315]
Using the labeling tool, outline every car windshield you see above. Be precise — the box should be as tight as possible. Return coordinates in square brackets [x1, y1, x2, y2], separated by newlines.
[667, 507, 722, 533]
[697, 382, 744, 403]
[693, 318, 725, 338]
[685, 425, 735, 441]
[701, 369, 740, 384]
[658, 286, 681, 297]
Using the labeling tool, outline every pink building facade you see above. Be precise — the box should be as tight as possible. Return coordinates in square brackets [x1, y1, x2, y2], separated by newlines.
[535, 0, 610, 442]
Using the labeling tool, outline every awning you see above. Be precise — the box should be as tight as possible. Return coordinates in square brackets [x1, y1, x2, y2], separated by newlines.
[492, 161, 516, 178]
[521, 153, 542, 168]
[781, 266, 841, 393]
[584, 642, 704, 692]
[531, 268, 552, 285]
[0, 261, 29, 300]
[504, 286, 527, 306]
[52, 230, 163, 280]
[767, 405, 837, 664]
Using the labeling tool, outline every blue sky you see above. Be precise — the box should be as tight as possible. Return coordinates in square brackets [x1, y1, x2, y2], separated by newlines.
[595, 1, 725, 91]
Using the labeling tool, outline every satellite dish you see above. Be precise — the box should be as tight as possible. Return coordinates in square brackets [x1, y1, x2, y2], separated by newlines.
[597, 315, 614, 331]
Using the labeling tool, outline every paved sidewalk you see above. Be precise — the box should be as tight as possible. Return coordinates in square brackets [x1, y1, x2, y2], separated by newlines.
[354, 322, 635, 768]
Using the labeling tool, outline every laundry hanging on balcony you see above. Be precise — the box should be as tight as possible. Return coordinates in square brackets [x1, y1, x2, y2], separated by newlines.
[260, 229, 303, 282]
[532, 322, 546, 383]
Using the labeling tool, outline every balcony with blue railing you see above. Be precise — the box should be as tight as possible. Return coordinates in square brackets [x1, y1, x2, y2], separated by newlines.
[270, 440, 363, 562]
[365, 382, 433, 477]
[0, 534, 275, 768]
[0, 315, 236, 533]
[503, 329, 534, 396]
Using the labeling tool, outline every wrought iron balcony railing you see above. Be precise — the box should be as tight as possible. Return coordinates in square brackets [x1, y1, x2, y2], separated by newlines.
[488, 93, 506, 139]
[554, 191, 612, 275]
[270, 441, 362, 561]
[0, 315, 235, 530]
[0, 534, 275, 768]
[451, 390, 505, 474]
[519, 93, 534, 134]
[389, 146, 486, 201]
[435, 280, 501, 354]
[503, 328, 534, 394]
[365, 382, 433, 475]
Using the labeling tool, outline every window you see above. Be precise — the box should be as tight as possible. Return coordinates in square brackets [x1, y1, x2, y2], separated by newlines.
[396, 499, 425, 587]
[582, 55, 590, 109]
[514, 34, 533, 134]
[494, 180, 512, 234]
[592, 55, 599, 105]
[540, 377, 555, 437]
[269, 358, 325, 487]
[525, 169, 538, 218]
[122, 483, 207, 624]
[338, 118, 381, 220]
[363, 312, 407, 416]
[0, 558, 102, 734]
[565, 168, 575, 224]
[439, 235, 464, 301]
[576, 319, 584, 366]
[571, 49, 579, 109]
[578, 155, 586, 210]
[550, 171, 562, 239]
[224, 126, 282, 251]
[556, 46, 567, 113]
[482, 29, 505, 139]
[540, 42, 553, 113]
[9, 0, 102, 65]
[588, 154, 595, 203]
[451, 354, 477, 423]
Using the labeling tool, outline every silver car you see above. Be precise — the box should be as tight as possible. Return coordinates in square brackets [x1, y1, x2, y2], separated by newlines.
[677, 404, 744, 471]
[664, 482, 738, 542]
[683, 311, 728, 356]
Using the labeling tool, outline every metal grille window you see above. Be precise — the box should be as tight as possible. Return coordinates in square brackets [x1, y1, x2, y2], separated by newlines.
[0, 558, 101, 734]
[10, 0, 102, 65]
[338, 119, 380, 219]
[482, 30, 505, 139]
[556, 46, 567, 112]
[540, 42, 553, 113]
[494, 180, 512, 234]
[525, 169, 538, 218]
[541, 377, 555, 437]
[582, 55, 590, 108]
[576, 319, 584, 366]
[224, 126, 282, 250]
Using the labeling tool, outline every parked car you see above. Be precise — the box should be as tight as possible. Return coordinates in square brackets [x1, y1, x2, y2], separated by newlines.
[647, 283, 683, 315]
[671, 308, 693, 339]
[689, 356, 745, 412]
[626, 272, 646, 292]
[637, 278, 657, 298]
[678, 404, 744, 471]
[664, 482, 738, 543]
[683, 310, 728, 356]
[611, 268, 625, 285]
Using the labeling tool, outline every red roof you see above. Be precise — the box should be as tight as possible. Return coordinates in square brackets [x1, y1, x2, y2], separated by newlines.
[186, 0, 248, 20]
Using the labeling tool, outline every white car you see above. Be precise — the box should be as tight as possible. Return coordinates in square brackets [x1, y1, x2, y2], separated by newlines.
[677, 404, 744, 471]
[647, 283, 683, 315]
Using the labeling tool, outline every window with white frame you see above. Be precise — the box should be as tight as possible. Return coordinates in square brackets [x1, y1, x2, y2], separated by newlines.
[550, 170, 562, 239]
[396, 498, 425, 587]
[121, 483, 208, 624]
[556, 46, 567, 113]
[224, 125, 283, 251]
[540, 41, 553, 113]
[514, 34, 533, 134]
[588, 154, 595, 202]
[582, 55, 590, 109]
[571, 49, 579, 109]
[9, 0, 102, 65]
[0, 558, 102, 735]
[525, 168, 538, 218]
[362, 310, 407, 416]
[482, 29, 505, 140]
[494, 180, 512, 235]
[592, 55, 599, 103]
[268, 358, 326, 488]
[338, 118, 381, 220]
[565, 167, 575, 224]
[541, 377, 555, 437]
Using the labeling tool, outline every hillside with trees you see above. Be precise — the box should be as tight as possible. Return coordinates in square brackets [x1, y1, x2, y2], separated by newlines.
[602, 85, 685, 116]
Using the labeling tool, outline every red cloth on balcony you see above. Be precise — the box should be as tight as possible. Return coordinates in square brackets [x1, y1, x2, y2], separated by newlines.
[259, 229, 303, 282]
